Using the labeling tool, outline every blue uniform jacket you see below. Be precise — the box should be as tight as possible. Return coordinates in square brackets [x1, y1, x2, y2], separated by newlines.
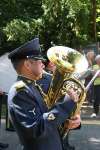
[8, 73, 76, 150]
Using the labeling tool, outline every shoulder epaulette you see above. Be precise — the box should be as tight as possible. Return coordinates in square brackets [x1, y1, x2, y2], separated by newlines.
[15, 81, 26, 91]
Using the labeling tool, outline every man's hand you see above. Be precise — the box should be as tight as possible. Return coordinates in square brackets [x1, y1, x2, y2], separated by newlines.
[67, 114, 81, 130]
[67, 88, 79, 103]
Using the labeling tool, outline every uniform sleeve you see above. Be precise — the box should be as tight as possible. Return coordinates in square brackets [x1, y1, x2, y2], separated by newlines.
[9, 89, 76, 139]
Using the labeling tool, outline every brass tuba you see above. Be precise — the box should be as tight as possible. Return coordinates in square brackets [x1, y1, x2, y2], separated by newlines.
[46, 46, 88, 135]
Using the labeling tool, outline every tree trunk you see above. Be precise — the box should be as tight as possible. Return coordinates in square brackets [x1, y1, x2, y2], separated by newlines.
[91, 0, 97, 42]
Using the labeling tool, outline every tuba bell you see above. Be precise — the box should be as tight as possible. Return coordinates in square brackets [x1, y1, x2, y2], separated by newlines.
[46, 46, 88, 136]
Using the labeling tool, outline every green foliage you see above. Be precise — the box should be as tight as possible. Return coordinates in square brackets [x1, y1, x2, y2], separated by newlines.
[96, 4, 100, 40]
[0, 0, 100, 55]
[0, 0, 43, 26]
[3, 19, 42, 43]
[40, 0, 78, 48]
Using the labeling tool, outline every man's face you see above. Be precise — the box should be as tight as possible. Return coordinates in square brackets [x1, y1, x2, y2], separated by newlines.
[28, 59, 45, 76]
[87, 51, 95, 60]
[96, 59, 100, 66]
[47, 62, 56, 73]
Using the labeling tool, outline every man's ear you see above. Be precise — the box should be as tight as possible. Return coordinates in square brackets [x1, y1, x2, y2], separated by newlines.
[24, 60, 31, 70]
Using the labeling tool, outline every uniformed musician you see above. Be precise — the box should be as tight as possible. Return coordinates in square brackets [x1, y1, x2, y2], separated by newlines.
[8, 38, 80, 150]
